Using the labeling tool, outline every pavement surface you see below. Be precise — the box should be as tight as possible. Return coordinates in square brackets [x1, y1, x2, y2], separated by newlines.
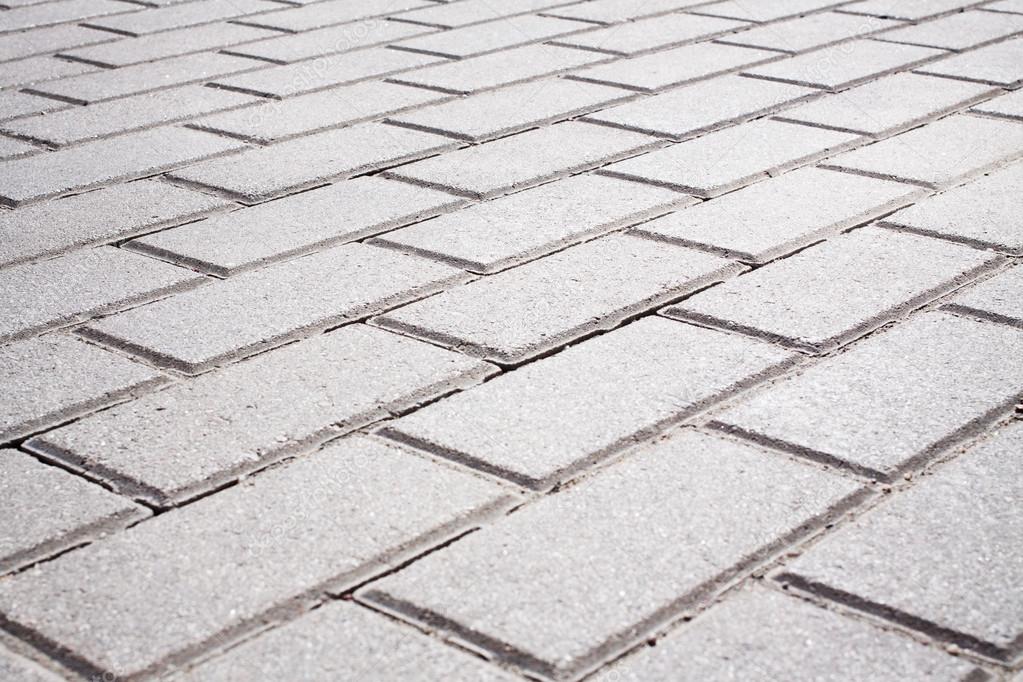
[1, 0, 1022, 680]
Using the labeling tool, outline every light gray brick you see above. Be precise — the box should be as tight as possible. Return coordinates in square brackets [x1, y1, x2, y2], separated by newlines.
[395, 0, 577, 28]
[632, 167, 924, 263]
[387, 78, 635, 142]
[543, 0, 710, 24]
[717, 11, 900, 53]
[390, 14, 587, 59]
[61, 22, 277, 67]
[0, 91, 67, 122]
[0, 55, 96, 89]
[0, 135, 36, 159]
[371, 173, 692, 273]
[0, 643, 64, 682]
[694, 0, 847, 21]
[0, 247, 202, 343]
[84, 0, 278, 35]
[0, 24, 113, 62]
[81, 243, 466, 373]
[128, 176, 465, 275]
[567, 41, 776, 93]
[821, 114, 1023, 188]
[211, 47, 443, 99]
[944, 266, 1023, 328]
[2, 85, 255, 147]
[178, 602, 515, 681]
[167, 122, 456, 204]
[710, 311, 1023, 479]
[841, 0, 987, 20]
[374, 234, 738, 364]
[382, 121, 663, 200]
[597, 586, 979, 682]
[600, 118, 861, 197]
[0, 0, 132, 33]
[0, 434, 511, 681]
[238, 0, 432, 32]
[583, 74, 818, 140]
[986, 0, 1023, 13]
[743, 39, 944, 91]
[380, 317, 794, 488]
[0, 334, 165, 443]
[774, 72, 999, 137]
[0, 126, 244, 207]
[875, 9, 1023, 51]
[0, 449, 148, 575]
[25, 52, 261, 105]
[780, 420, 1023, 662]
[386, 42, 607, 95]
[0, 180, 231, 268]
[667, 227, 1000, 353]
[550, 13, 749, 56]
[915, 37, 1023, 87]
[360, 429, 863, 681]
[973, 88, 1023, 120]
[879, 162, 1023, 254]
[28, 325, 495, 506]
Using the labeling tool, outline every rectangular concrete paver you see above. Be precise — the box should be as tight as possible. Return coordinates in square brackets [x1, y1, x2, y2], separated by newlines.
[551, 13, 748, 56]
[0, 24, 114, 62]
[710, 311, 1023, 479]
[0, 435, 512, 681]
[0, 91, 67, 122]
[374, 234, 739, 365]
[236, 0, 432, 33]
[0, 643, 64, 682]
[779, 420, 1023, 662]
[360, 428, 863, 681]
[0, 449, 149, 575]
[543, 0, 707, 24]
[717, 11, 900, 53]
[394, 0, 578, 28]
[0, 0, 132, 33]
[83, 0, 278, 35]
[389, 14, 588, 59]
[0, 55, 96, 89]
[27, 325, 495, 506]
[695, 0, 847, 22]
[944, 266, 1023, 328]
[379, 317, 795, 488]
[875, 10, 1023, 51]
[666, 227, 1001, 353]
[60, 23, 277, 67]
[973, 88, 1023, 120]
[840, 0, 985, 20]
[219, 19, 430, 64]
[915, 36, 1023, 87]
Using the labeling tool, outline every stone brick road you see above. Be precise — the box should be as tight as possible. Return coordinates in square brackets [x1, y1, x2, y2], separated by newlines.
[0, 0, 1021, 680]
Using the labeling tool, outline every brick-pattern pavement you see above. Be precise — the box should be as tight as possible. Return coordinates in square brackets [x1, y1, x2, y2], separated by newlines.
[0, 1, 1021, 680]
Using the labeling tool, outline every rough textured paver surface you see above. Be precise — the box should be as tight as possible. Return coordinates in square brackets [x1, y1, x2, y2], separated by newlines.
[1, 6, 1022, 682]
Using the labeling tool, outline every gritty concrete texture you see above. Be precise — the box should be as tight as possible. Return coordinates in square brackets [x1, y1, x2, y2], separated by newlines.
[361, 428, 863, 681]
[875, 10, 1023, 51]
[393, 0, 575, 29]
[28, 325, 495, 506]
[840, 0, 985, 20]
[61, 23, 277, 67]
[0, 0, 132, 33]
[543, 0, 710, 24]
[551, 12, 748, 56]
[236, 0, 432, 32]
[0, 24, 113, 62]
[0, 643, 65, 682]
[944, 266, 1023, 328]
[695, 0, 847, 22]
[389, 14, 588, 58]
[915, 37, 1023, 87]
[711, 311, 1023, 479]
[374, 234, 739, 365]
[0, 55, 96, 89]
[780, 421, 1023, 662]
[0, 91, 68, 122]
[84, 0, 278, 35]
[973, 88, 1023, 120]
[0, 449, 149, 575]
[223, 19, 431, 64]
[717, 11, 899, 53]
[82, 243, 466, 373]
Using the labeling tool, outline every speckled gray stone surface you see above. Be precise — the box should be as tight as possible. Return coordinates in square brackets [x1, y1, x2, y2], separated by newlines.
[388, 14, 586, 59]
[552, 12, 747, 56]
[0, 643, 64, 682]
[944, 266, 1023, 328]
[718, 11, 898, 53]
[916, 37, 1023, 87]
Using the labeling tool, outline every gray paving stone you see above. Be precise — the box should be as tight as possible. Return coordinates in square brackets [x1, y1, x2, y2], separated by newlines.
[694, 0, 847, 22]
[0, 135, 36, 159]
[875, 9, 1023, 51]
[236, 0, 431, 32]
[394, 0, 577, 28]
[0, 90, 68, 122]
[380, 317, 794, 488]
[710, 311, 1023, 479]
[28, 325, 495, 506]
[0, 126, 244, 207]
[211, 47, 443, 99]
[84, 0, 278, 35]
[0, 334, 165, 444]
[915, 37, 1023, 87]
[0, 24, 113, 62]
[167, 122, 456, 204]
[543, 0, 710, 24]
[129, 176, 466, 275]
[0, 55, 96, 89]
[944, 266, 1023, 328]
[25, 52, 261, 105]
[0, 0, 132, 33]
[821, 114, 1023, 188]
[61, 22, 277, 66]
[973, 87, 1023, 120]
[775, 72, 999, 138]
[386, 43, 607, 95]
[371, 173, 691, 273]
[583, 74, 818, 140]
[0, 643, 64, 682]
[567, 41, 776, 93]
[361, 428, 863, 681]
[986, 0, 1023, 13]
[667, 227, 1000, 353]
[81, 242, 466, 373]
[879, 162, 1023, 254]
[743, 39, 944, 92]
[631, 167, 924, 263]
[390, 14, 587, 59]
[374, 234, 738, 365]
[0, 449, 148, 575]
[0, 246, 203, 343]
[779, 420, 1023, 662]
[178, 601, 515, 681]
[550, 13, 749, 56]
[841, 0, 987, 20]
[387, 78, 635, 142]
[2, 85, 255, 147]
[596, 585, 979, 681]
[382, 121, 663, 200]
[716, 11, 900, 54]
[600, 118, 861, 197]
[0, 434, 512, 681]
[0, 180, 231, 268]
